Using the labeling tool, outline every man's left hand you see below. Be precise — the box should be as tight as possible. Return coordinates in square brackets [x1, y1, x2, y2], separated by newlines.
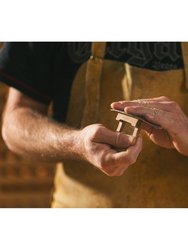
[111, 96, 188, 156]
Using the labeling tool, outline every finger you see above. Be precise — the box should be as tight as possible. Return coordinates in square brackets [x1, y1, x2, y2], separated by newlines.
[111, 96, 170, 110]
[102, 136, 143, 176]
[134, 96, 170, 101]
[111, 100, 175, 112]
[114, 136, 143, 166]
[114, 136, 143, 176]
[148, 96, 170, 101]
[92, 126, 136, 148]
[124, 106, 176, 131]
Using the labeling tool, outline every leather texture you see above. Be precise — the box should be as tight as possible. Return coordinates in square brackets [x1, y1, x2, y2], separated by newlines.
[51, 42, 188, 208]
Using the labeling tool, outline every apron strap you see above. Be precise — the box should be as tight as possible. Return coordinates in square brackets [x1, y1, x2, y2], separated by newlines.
[81, 42, 106, 126]
[181, 42, 188, 89]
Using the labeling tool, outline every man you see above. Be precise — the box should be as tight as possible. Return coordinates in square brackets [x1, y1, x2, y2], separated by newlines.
[1, 42, 188, 207]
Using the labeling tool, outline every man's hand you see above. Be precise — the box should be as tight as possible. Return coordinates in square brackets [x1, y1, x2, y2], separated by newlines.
[78, 124, 143, 176]
[111, 96, 188, 156]
[2, 88, 142, 177]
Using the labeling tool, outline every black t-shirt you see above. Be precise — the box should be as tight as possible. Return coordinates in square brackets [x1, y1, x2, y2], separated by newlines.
[0, 42, 184, 122]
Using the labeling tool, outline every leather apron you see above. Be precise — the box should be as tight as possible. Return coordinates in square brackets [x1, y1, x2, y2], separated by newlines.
[51, 42, 188, 208]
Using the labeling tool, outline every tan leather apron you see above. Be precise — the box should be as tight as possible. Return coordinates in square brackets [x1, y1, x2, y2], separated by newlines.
[51, 42, 188, 208]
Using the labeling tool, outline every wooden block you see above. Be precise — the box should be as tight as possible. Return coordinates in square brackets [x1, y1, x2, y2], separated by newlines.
[111, 108, 162, 136]
[116, 113, 140, 127]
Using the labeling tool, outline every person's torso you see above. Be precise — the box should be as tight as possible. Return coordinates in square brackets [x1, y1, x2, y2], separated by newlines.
[52, 42, 188, 208]
[52, 42, 183, 122]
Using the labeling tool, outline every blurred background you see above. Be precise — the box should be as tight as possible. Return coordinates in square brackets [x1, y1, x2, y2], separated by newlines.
[0, 43, 55, 208]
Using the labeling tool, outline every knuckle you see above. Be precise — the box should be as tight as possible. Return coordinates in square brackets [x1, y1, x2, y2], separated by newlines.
[106, 171, 116, 177]
[102, 166, 115, 176]
[126, 154, 136, 165]
[160, 95, 170, 101]
[113, 170, 125, 177]
[98, 156, 107, 170]
[100, 157, 115, 170]
[107, 168, 121, 177]
[99, 155, 117, 175]
[169, 101, 179, 110]
[89, 125, 103, 141]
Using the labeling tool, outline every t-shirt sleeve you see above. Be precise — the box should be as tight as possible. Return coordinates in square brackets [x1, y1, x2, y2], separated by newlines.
[0, 42, 53, 105]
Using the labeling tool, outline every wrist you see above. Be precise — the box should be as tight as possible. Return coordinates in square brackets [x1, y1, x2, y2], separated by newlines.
[63, 128, 86, 161]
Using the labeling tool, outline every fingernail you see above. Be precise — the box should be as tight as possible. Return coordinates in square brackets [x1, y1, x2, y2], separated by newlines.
[111, 103, 124, 110]
[110, 102, 117, 108]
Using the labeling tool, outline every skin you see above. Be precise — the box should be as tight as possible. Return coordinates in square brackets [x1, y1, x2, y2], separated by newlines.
[1, 87, 143, 177]
[111, 96, 188, 156]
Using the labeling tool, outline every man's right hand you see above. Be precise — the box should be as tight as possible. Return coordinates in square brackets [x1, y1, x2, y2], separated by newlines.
[2, 88, 142, 177]
[78, 124, 143, 176]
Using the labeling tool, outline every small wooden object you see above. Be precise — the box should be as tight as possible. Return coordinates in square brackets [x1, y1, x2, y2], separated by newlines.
[111, 109, 162, 137]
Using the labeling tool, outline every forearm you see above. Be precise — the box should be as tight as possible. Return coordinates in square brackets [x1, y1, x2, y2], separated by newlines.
[2, 107, 83, 162]
[1, 88, 142, 176]
[2, 106, 143, 176]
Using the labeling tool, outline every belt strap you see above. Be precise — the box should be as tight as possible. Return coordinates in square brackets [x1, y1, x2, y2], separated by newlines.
[81, 42, 106, 126]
